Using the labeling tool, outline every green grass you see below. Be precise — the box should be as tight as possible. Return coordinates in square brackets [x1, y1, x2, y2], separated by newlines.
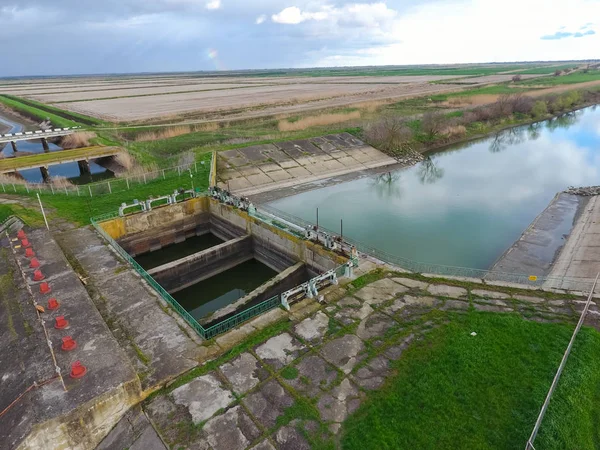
[0, 204, 45, 227]
[341, 312, 600, 450]
[0, 95, 105, 127]
[521, 71, 600, 86]
[513, 64, 580, 75]
[281, 366, 299, 380]
[447, 84, 530, 97]
[4, 152, 212, 225]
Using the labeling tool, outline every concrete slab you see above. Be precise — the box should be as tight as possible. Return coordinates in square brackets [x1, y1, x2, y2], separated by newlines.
[58, 227, 201, 392]
[427, 284, 468, 298]
[238, 166, 262, 177]
[356, 313, 397, 341]
[203, 405, 261, 450]
[171, 373, 235, 424]
[293, 311, 329, 344]
[274, 422, 311, 449]
[227, 177, 253, 191]
[266, 169, 294, 182]
[319, 334, 365, 374]
[278, 159, 300, 169]
[471, 289, 510, 299]
[333, 297, 374, 326]
[317, 378, 362, 424]
[251, 440, 276, 450]
[255, 332, 307, 369]
[97, 406, 166, 450]
[354, 278, 409, 305]
[238, 145, 272, 162]
[247, 173, 274, 186]
[287, 166, 312, 178]
[352, 355, 391, 390]
[310, 137, 338, 153]
[242, 379, 294, 429]
[283, 354, 339, 398]
[220, 352, 269, 395]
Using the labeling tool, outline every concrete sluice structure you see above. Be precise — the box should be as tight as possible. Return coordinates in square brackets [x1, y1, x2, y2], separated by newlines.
[99, 196, 349, 330]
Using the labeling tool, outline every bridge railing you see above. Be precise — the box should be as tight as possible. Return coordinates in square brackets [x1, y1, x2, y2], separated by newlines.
[0, 157, 211, 198]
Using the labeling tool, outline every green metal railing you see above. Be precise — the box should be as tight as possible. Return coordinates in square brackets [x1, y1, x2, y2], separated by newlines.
[90, 209, 284, 340]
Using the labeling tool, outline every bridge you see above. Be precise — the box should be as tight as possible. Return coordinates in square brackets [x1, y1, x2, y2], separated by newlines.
[0, 146, 122, 181]
[0, 127, 81, 153]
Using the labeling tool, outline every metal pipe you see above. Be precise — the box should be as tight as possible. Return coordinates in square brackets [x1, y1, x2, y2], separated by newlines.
[525, 272, 600, 450]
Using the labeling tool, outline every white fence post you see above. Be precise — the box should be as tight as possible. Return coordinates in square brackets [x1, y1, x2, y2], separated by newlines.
[108, 181, 112, 194]
[126, 178, 129, 189]
[12, 184, 16, 192]
[77, 185, 80, 196]
[143, 173, 147, 184]
[50, 184, 54, 194]
[88, 185, 92, 197]
[162, 169, 165, 179]
[1, 183, 4, 192]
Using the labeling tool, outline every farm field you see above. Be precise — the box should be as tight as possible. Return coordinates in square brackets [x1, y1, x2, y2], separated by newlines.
[0, 62, 592, 125]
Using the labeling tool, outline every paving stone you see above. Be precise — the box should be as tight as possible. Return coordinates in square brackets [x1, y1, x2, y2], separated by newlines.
[471, 289, 510, 299]
[243, 379, 294, 429]
[255, 333, 307, 370]
[203, 405, 260, 450]
[250, 440, 276, 450]
[473, 303, 513, 313]
[354, 278, 409, 305]
[427, 284, 468, 298]
[473, 298, 509, 307]
[317, 378, 362, 424]
[275, 422, 311, 450]
[384, 334, 415, 360]
[392, 277, 430, 290]
[513, 295, 547, 304]
[352, 356, 390, 390]
[220, 352, 268, 395]
[356, 313, 396, 341]
[440, 299, 470, 311]
[333, 298, 374, 326]
[284, 355, 339, 398]
[171, 373, 234, 424]
[548, 299, 567, 306]
[293, 311, 329, 344]
[319, 334, 365, 374]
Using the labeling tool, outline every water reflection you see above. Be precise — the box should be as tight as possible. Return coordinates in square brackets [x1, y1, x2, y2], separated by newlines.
[370, 171, 402, 199]
[417, 156, 445, 184]
[269, 105, 600, 270]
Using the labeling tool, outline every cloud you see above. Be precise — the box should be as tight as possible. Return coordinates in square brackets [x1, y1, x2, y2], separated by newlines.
[205, 0, 220, 10]
[255, 14, 266, 24]
[272, 6, 329, 24]
[541, 26, 595, 40]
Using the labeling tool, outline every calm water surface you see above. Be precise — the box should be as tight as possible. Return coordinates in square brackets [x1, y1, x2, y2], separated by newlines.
[269, 106, 600, 269]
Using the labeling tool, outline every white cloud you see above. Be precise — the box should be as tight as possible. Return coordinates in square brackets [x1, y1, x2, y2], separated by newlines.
[255, 14, 266, 25]
[205, 0, 221, 10]
[272, 6, 329, 24]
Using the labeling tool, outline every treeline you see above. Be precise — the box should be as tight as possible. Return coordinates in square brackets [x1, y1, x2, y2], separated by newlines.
[365, 89, 600, 155]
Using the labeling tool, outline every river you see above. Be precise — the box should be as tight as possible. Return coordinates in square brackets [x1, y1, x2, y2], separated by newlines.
[0, 112, 113, 184]
[268, 105, 600, 270]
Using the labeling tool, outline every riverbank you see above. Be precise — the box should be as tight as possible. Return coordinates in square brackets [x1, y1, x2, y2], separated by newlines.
[489, 193, 587, 277]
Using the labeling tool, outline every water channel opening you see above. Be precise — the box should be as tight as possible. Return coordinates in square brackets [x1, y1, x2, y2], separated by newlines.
[172, 258, 278, 320]
[135, 232, 224, 270]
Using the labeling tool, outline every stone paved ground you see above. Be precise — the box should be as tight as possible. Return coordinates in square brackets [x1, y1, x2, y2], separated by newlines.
[143, 271, 592, 449]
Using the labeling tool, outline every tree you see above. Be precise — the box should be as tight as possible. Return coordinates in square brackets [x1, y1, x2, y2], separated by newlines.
[531, 101, 548, 118]
[421, 112, 446, 141]
[364, 117, 413, 155]
[554, 70, 562, 77]
[512, 74, 522, 82]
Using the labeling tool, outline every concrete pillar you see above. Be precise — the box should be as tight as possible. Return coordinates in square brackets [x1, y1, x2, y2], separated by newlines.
[41, 138, 50, 153]
[77, 160, 91, 176]
[40, 166, 51, 183]
[10, 141, 17, 153]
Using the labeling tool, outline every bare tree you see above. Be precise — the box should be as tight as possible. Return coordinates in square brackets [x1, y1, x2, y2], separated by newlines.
[554, 70, 562, 77]
[178, 150, 196, 170]
[421, 112, 446, 140]
[364, 116, 413, 155]
[512, 74, 522, 82]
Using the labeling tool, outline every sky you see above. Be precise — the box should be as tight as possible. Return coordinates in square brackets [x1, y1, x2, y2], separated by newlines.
[1, 0, 599, 76]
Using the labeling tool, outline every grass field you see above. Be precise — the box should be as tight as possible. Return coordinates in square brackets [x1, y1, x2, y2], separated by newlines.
[513, 64, 580, 74]
[342, 312, 600, 450]
[0, 94, 105, 127]
[0, 203, 45, 227]
[521, 71, 600, 86]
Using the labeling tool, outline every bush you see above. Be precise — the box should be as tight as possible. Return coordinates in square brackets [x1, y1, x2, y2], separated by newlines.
[364, 116, 414, 154]
[554, 70, 562, 76]
[512, 75, 522, 82]
[531, 101, 548, 118]
[421, 112, 447, 140]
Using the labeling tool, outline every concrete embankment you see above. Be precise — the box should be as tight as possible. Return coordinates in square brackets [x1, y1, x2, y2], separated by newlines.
[489, 193, 586, 278]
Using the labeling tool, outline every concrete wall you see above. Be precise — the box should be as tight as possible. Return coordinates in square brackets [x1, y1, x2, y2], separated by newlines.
[148, 235, 253, 293]
[18, 379, 141, 450]
[204, 262, 308, 325]
[208, 200, 347, 274]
